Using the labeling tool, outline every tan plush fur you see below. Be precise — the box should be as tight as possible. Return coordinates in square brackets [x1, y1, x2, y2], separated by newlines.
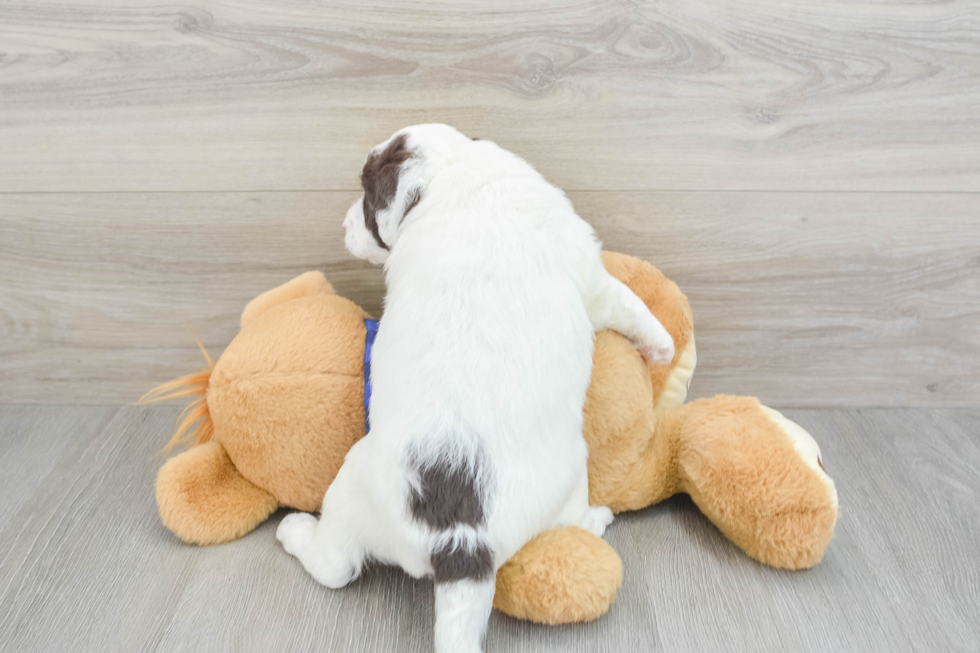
[152, 252, 838, 624]
[669, 396, 838, 569]
[493, 527, 623, 625]
[157, 440, 279, 545]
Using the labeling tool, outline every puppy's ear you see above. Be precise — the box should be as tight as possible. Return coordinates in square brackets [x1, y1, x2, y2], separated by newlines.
[360, 134, 422, 250]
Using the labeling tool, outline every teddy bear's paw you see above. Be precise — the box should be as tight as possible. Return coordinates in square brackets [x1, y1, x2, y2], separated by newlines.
[584, 506, 615, 537]
[277, 512, 318, 557]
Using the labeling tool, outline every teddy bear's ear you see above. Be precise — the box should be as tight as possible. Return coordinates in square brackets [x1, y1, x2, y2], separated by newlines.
[240, 271, 335, 329]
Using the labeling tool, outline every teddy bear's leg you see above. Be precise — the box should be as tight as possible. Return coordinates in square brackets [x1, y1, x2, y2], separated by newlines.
[493, 526, 623, 625]
[157, 441, 279, 545]
[672, 396, 839, 569]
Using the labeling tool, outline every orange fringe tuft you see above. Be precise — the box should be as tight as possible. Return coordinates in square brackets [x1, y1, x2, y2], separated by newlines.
[140, 338, 215, 451]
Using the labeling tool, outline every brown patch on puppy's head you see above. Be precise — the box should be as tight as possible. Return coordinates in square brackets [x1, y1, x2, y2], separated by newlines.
[346, 125, 471, 264]
[360, 134, 414, 250]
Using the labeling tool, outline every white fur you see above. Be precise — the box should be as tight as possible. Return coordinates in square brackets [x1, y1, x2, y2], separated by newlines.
[280, 124, 674, 653]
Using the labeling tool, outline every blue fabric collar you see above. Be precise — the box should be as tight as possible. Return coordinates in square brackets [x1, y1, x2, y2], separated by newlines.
[363, 318, 379, 433]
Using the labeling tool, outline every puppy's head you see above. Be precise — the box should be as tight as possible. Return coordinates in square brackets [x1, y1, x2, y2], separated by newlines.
[344, 124, 476, 264]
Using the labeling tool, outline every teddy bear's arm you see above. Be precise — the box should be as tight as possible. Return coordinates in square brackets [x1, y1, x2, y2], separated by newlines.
[157, 440, 279, 545]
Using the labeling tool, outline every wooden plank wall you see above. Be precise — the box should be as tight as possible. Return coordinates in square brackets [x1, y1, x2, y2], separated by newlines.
[1, 0, 978, 406]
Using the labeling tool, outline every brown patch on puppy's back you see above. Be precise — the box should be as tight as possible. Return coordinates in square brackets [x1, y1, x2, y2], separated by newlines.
[409, 453, 485, 530]
[409, 449, 494, 583]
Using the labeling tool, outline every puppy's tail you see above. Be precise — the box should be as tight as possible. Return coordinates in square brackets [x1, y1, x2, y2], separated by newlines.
[412, 444, 497, 651]
[139, 338, 215, 452]
[429, 523, 496, 652]
[434, 573, 497, 653]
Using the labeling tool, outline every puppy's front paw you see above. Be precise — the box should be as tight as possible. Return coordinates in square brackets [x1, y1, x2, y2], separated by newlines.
[277, 512, 318, 557]
[637, 337, 674, 366]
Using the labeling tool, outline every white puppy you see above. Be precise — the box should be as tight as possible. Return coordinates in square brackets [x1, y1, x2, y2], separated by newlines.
[278, 124, 674, 652]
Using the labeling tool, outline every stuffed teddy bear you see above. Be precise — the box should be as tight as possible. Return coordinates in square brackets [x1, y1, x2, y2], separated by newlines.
[148, 252, 838, 625]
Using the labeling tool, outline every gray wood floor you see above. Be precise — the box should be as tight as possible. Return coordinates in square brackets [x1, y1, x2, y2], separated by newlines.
[1, 405, 978, 652]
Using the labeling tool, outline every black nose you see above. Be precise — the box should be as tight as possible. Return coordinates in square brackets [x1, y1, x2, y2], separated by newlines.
[471, 137, 480, 141]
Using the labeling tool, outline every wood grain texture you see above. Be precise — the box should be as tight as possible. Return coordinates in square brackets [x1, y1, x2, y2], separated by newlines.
[587, 191, 980, 408]
[1, 0, 978, 192]
[2, 191, 977, 406]
[1, 405, 978, 652]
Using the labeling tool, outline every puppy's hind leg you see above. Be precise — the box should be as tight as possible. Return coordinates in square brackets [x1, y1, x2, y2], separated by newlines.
[434, 576, 497, 653]
[557, 470, 613, 537]
[276, 464, 366, 589]
[586, 266, 675, 365]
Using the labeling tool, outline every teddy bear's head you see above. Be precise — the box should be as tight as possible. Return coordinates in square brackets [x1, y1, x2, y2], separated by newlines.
[207, 273, 371, 512]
